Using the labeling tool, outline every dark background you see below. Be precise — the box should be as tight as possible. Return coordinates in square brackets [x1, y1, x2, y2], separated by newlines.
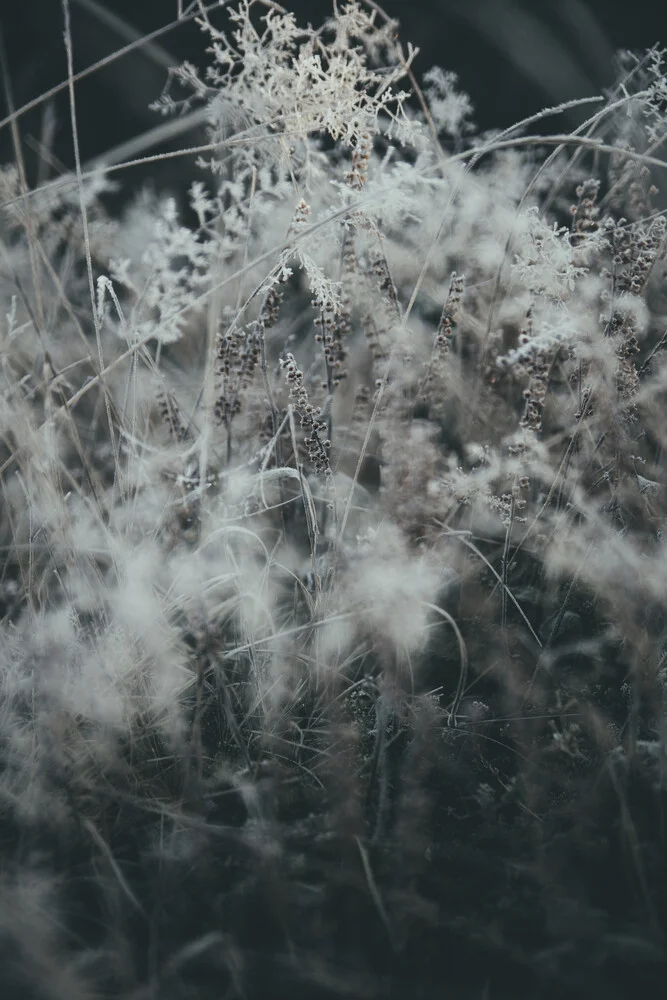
[1, 0, 666, 199]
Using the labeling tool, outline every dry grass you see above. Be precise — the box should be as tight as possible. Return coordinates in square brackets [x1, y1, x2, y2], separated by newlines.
[1, 2, 667, 998]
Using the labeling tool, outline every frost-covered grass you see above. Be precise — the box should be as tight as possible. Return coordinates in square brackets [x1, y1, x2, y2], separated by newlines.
[2, 2, 667, 997]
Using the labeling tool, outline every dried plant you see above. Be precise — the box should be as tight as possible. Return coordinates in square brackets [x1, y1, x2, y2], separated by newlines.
[2, 3, 667, 998]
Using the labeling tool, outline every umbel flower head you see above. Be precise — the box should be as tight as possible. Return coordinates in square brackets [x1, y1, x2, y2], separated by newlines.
[153, 0, 420, 170]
